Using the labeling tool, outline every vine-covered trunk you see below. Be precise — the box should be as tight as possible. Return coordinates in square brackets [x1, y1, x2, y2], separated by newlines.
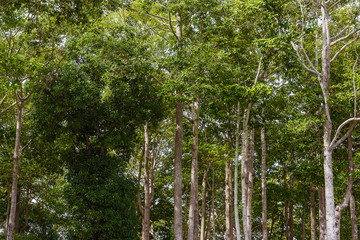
[7, 100, 23, 240]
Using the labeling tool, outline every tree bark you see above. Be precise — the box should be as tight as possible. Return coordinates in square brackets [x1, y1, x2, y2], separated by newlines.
[188, 98, 200, 240]
[225, 107, 234, 240]
[319, 187, 327, 240]
[142, 123, 151, 240]
[261, 108, 268, 240]
[310, 184, 317, 240]
[246, 123, 255, 239]
[302, 202, 307, 240]
[241, 103, 251, 240]
[200, 168, 208, 240]
[211, 168, 216, 240]
[174, 101, 183, 240]
[289, 173, 294, 240]
[7, 99, 23, 240]
[350, 194, 358, 240]
[174, 10, 183, 240]
[234, 102, 241, 240]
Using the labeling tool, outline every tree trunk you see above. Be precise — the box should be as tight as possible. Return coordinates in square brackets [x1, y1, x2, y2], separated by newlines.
[241, 103, 251, 240]
[234, 102, 241, 240]
[302, 202, 307, 240]
[310, 184, 317, 240]
[142, 123, 151, 240]
[7, 100, 23, 240]
[289, 174, 294, 240]
[188, 98, 200, 240]
[174, 101, 183, 240]
[211, 168, 216, 240]
[261, 108, 268, 240]
[319, 187, 327, 240]
[225, 160, 233, 240]
[14, 192, 20, 234]
[200, 168, 208, 240]
[246, 123, 255, 239]
[225, 108, 234, 240]
[320, 3, 335, 239]
[174, 10, 183, 240]
[350, 194, 358, 240]
[285, 203, 289, 240]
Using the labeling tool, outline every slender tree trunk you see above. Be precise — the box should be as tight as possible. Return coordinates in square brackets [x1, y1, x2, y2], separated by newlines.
[7, 100, 23, 240]
[200, 168, 208, 240]
[350, 194, 358, 240]
[285, 203, 289, 240]
[188, 98, 200, 240]
[14, 192, 20, 234]
[241, 103, 251, 240]
[320, 3, 335, 239]
[142, 123, 151, 240]
[174, 10, 183, 240]
[302, 202, 307, 240]
[211, 168, 216, 240]
[225, 108, 234, 240]
[310, 184, 317, 240]
[174, 101, 183, 240]
[289, 174, 294, 240]
[246, 123, 255, 239]
[261, 108, 268, 240]
[234, 102, 241, 240]
[319, 187, 327, 240]
[183, 187, 189, 240]
[225, 159, 233, 240]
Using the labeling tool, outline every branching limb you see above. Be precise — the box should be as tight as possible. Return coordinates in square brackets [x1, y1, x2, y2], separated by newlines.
[0, 101, 17, 116]
[330, 25, 349, 41]
[331, 29, 360, 46]
[0, 95, 6, 105]
[331, 35, 360, 62]
[291, 42, 321, 76]
[169, 11, 178, 41]
[183, 114, 194, 124]
[330, 118, 360, 150]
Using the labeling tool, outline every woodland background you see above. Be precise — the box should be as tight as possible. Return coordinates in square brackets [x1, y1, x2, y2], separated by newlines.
[0, 0, 360, 239]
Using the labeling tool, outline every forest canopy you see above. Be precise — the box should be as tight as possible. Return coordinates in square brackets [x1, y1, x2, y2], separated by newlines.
[0, 0, 360, 239]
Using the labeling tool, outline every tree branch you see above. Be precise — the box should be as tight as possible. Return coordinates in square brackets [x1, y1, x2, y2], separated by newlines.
[330, 26, 349, 41]
[331, 35, 360, 62]
[291, 41, 321, 76]
[331, 29, 360, 46]
[330, 118, 360, 150]
[0, 95, 6, 105]
[0, 101, 17, 115]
